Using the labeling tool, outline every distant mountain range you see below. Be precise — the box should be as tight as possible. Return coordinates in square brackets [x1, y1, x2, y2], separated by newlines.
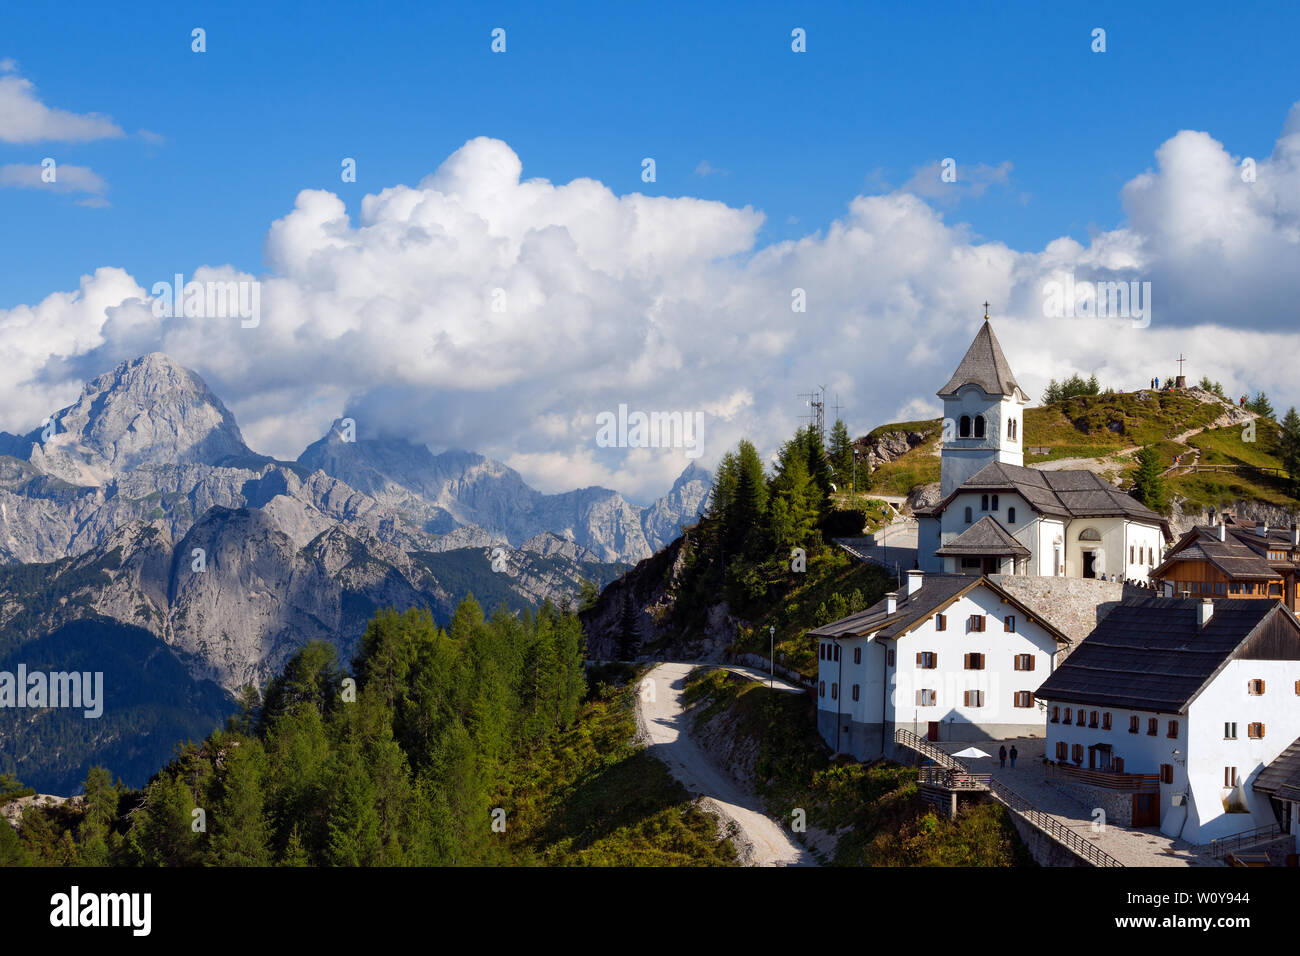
[0, 353, 709, 791]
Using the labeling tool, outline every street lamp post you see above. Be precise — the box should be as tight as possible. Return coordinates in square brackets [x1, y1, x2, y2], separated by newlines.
[769, 624, 775, 691]
[852, 448, 859, 511]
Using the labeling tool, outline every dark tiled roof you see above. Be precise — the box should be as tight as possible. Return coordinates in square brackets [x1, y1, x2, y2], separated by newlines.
[1253, 736, 1300, 802]
[808, 573, 1067, 644]
[1154, 525, 1278, 581]
[1035, 597, 1281, 713]
[935, 516, 1030, 557]
[935, 461, 1169, 533]
[937, 321, 1022, 398]
[808, 574, 974, 639]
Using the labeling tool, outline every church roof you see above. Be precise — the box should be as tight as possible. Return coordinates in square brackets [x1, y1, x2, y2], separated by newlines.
[935, 516, 1031, 557]
[937, 320, 1022, 399]
[931, 461, 1171, 536]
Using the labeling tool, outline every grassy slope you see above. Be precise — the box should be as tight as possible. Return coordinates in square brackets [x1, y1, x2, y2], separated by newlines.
[683, 670, 1032, 867]
[862, 391, 1298, 512]
[500, 675, 738, 866]
[729, 546, 895, 680]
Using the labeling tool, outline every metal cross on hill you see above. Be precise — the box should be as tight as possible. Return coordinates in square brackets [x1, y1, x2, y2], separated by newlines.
[1177, 354, 1187, 377]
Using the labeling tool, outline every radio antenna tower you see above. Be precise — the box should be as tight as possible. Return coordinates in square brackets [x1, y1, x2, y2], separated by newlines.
[798, 386, 827, 440]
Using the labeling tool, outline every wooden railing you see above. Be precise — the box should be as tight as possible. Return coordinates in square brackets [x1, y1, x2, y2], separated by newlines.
[1047, 763, 1161, 791]
[894, 729, 1124, 868]
[1209, 822, 1284, 859]
[1184, 463, 1283, 477]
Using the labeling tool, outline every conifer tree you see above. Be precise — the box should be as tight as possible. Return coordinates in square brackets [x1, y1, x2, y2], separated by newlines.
[1131, 445, 1169, 514]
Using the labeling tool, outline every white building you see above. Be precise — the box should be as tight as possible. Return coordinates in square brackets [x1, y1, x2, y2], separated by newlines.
[809, 570, 1069, 760]
[914, 316, 1169, 582]
[1036, 596, 1300, 844]
[1254, 738, 1300, 855]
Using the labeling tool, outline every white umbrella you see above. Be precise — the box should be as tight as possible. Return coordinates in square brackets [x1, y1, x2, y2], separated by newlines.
[952, 746, 992, 759]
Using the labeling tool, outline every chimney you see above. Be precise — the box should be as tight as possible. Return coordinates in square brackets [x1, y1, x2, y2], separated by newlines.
[1218, 522, 1226, 542]
[885, 592, 898, 615]
[1292, 525, 1299, 548]
[1199, 597, 1215, 627]
[906, 569, 924, 596]
[1256, 521, 1268, 537]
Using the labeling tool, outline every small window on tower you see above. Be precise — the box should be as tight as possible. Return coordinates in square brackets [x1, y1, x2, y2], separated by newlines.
[959, 415, 972, 438]
[974, 415, 986, 438]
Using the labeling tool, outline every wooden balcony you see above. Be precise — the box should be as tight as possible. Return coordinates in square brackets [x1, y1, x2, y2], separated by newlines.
[1047, 762, 1160, 792]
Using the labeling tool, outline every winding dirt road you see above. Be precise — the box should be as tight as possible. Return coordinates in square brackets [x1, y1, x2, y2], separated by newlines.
[634, 662, 814, 866]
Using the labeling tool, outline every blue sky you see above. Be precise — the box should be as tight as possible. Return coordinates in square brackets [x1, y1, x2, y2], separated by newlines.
[4, 0, 1295, 306]
[1, 1, 1298, 500]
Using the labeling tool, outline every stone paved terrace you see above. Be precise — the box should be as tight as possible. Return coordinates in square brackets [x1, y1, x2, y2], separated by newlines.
[934, 736, 1223, 867]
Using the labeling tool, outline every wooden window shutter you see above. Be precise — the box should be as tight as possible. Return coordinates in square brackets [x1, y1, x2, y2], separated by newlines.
[916, 651, 923, 666]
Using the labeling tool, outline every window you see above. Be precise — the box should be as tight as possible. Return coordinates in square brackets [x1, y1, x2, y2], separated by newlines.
[1051, 706, 1060, 723]
[981, 494, 989, 512]
[1224, 722, 1237, 739]
[1145, 717, 1156, 736]
[1248, 722, 1265, 739]
[1102, 712, 1112, 731]
[834, 644, 840, 662]
[1249, 679, 1266, 696]
[1064, 708, 1073, 725]
[917, 689, 936, 706]
[1148, 547, 1154, 564]
[1072, 744, 1084, 763]
[1113, 756, 1125, 773]
[1056, 741, 1068, 760]
[818, 681, 825, 698]
[959, 415, 972, 438]
[1130, 545, 1135, 563]
[819, 643, 825, 660]
[830, 683, 838, 701]
[1129, 715, 1139, 734]
[974, 415, 986, 439]
[1160, 764, 1174, 784]
[1004, 615, 1016, 632]
[964, 652, 985, 670]
[1167, 720, 1179, 738]
[1013, 654, 1035, 671]
[1007, 507, 1016, 523]
[1224, 767, 1238, 788]
[964, 506, 973, 524]
[851, 684, 860, 702]
[935, 613, 947, 631]
[1014, 691, 1034, 708]
[1089, 711, 1099, 728]
[968, 614, 986, 632]
[916, 651, 937, 669]
[887, 649, 895, 667]
[964, 690, 984, 707]
[992, 494, 999, 511]
[853, 646, 861, 665]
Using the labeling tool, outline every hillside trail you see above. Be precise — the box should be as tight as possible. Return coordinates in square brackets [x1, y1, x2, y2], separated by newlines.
[1028, 406, 1256, 480]
[634, 662, 815, 866]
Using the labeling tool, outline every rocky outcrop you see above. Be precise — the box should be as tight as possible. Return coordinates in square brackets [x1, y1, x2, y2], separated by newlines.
[860, 427, 934, 472]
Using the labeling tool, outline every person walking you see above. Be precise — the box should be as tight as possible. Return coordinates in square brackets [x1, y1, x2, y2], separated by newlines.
[999, 744, 1008, 769]
[1010, 745, 1018, 769]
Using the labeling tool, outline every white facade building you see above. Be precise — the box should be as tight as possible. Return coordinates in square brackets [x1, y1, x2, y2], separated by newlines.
[1037, 596, 1300, 844]
[914, 316, 1169, 582]
[809, 570, 1068, 760]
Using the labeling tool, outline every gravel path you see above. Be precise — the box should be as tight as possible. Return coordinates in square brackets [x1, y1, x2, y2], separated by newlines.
[635, 662, 814, 866]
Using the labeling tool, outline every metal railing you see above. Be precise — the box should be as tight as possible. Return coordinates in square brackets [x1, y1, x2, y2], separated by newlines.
[1209, 822, 1284, 859]
[917, 766, 992, 790]
[894, 729, 1124, 868]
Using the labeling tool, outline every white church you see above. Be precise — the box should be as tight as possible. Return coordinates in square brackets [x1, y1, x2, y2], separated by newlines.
[914, 315, 1169, 583]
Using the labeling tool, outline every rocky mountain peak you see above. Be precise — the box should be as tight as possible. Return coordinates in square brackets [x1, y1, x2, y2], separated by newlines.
[27, 353, 252, 484]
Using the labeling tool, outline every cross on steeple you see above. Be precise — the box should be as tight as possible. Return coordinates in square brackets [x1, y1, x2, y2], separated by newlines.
[983, 301, 990, 321]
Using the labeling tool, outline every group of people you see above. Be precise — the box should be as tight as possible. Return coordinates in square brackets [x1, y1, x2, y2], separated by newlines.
[998, 744, 1018, 769]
